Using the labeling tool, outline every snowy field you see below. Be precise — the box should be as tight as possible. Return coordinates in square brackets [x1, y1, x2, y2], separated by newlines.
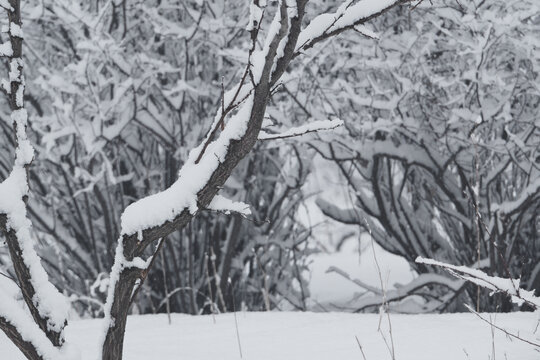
[1, 312, 538, 360]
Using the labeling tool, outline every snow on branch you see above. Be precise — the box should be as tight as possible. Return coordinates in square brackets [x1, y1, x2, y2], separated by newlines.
[208, 195, 251, 216]
[0, 287, 76, 360]
[102, 3, 298, 351]
[99, 1, 417, 357]
[258, 119, 343, 140]
[0, 41, 12, 56]
[119, 94, 256, 236]
[246, 0, 266, 31]
[0, 2, 69, 351]
[295, 0, 407, 53]
[416, 257, 540, 309]
[316, 198, 361, 224]
[119, 0, 292, 237]
[0, 0, 12, 11]
[492, 176, 540, 216]
[0, 173, 70, 333]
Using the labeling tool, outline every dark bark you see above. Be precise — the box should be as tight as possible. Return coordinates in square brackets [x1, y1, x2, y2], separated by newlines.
[219, 215, 242, 304]
[0, 316, 44, 360]
[101, 3, 307, 358]
[0, 1, 414, 359]
[1, 216, 65, 346]
[0, 0, 65, 352]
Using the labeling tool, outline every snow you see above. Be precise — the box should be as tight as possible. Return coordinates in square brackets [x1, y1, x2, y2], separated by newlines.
[246, 1, 266, 32]
[100, 241, 126, 341]
[11, 109, 34, 165]
[259, 119, 343, 140]
[492, 177, 540, 215]
[118, 0, 298, 237]
[119, 93, 256, 236]
[106, 4, 296, 348]
[0, 41, 12, 56]
[296, 0, 397, 52]
[0, 0, 13, 11]
[353, 25, 379, 39]
[208, 195, 251, 216]
[0, 202, 69, 332]
[0, 288, 78, 360]
[9, 58, 22, 83]
[119, 0, 292, 236]
[307, 236, 414, 307]
[250, 3, 283, 82]
[10, 23, 23, 38]
[0, 170, 70, 334]
[0, 60, 69, 345]
[416, 257, 540, 309]
[1, 312, 538, 360]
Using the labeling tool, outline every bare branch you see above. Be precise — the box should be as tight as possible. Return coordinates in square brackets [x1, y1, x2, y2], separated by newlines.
[346, 272, 464, 312]
[465, 305, 540, 348]
[258, 119, 343, 140]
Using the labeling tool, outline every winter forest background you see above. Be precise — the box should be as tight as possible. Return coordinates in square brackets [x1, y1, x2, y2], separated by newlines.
[0, 0, 539, 359]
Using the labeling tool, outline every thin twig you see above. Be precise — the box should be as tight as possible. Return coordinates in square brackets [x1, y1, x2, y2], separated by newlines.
[366, 220, 396, 360]
[204, 253, 216, 324]
[355, 336, 368, 360]
[229, 279, 243, 358]
[465, 305, 540, 348]
[0, 271, 20, 289]
[159, 249, 171, 325]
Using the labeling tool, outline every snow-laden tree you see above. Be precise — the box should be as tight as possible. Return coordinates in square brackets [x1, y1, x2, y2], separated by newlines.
[0, 0, 416, 359]
[0, 0, 314, 315]
[306, 0, 539, 311]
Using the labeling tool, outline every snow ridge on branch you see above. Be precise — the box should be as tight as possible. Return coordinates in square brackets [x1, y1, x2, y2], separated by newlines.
[416, 257, 540, 309]
[296, 0, 404, 53]
[208, 195, 251, 216]
[0, 2, 72, 358]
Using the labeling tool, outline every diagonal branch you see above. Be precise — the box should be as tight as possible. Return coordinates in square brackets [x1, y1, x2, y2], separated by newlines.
[101, 1, 309, 358]
[0, 316, 43, 360]
[0, 0, 68, 350]
[465, 305, 540, 348]
[416, 257, 540, 309]
[0, 281, 71, 360]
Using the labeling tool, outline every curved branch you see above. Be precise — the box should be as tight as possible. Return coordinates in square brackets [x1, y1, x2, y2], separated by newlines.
[350, 273, 465, 312]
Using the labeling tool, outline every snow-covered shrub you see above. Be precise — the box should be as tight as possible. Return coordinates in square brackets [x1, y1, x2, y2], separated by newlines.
[0, 0, 312, 315]
[307, 0, 540, 311]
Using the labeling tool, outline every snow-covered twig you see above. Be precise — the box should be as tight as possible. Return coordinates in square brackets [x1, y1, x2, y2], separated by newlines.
[207, 195, 252, 216]
[295, 0, 410, 54]
[492, 177, 540, 216]
[416, 257, 540, 309]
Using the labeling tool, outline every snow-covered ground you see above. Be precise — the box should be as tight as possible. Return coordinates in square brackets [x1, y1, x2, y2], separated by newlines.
[1, 312, 538, 359]
[300, 156, 417, 308]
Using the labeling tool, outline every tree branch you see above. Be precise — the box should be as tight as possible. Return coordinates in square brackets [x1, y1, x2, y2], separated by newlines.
[0, 0, 68, 350]
[258, 119, 343, 140]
